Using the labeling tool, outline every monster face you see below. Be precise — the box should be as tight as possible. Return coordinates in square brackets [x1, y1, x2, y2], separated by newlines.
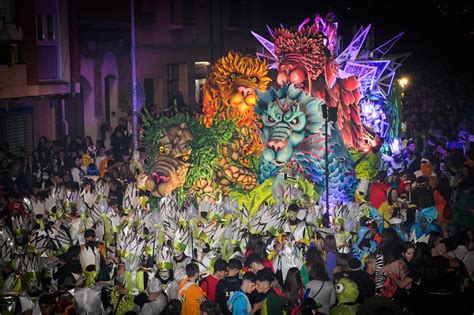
[202, 51, 271, 129]
[277, 56, 308, 89]
[273, 25, 329, 92]
[256, 85, 358, 203]
[261, 100, 307, 164]
[145, 123, 193, 197]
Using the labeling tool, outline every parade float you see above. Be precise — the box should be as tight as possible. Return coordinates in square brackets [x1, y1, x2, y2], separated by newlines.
[0, 14, 409, 305]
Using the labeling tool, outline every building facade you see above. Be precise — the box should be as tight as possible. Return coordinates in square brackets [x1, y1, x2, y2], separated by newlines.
[0, 0, 80, 154]
[0, 0, 265, 151]
[79, 0, 264, 143]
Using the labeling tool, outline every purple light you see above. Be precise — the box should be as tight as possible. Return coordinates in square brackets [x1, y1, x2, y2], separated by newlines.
[378, 71, 396, 97]
[251, 31, 278, 61]
[335, 25, 371, 66]
[298, 18, 311, 32]
[344, 61, 377, 93]
[371, 32, 404, 59]
[359, 98, 389, 137]
[356, 60, 391, 91]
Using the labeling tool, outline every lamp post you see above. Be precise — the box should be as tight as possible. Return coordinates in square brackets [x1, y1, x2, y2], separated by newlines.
[324, 104, 330, 227]
[131, 0, 138, 150]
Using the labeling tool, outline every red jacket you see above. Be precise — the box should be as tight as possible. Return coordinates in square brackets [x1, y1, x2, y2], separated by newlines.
[243, 249, 275, 273]
[200, 274, 219, 302]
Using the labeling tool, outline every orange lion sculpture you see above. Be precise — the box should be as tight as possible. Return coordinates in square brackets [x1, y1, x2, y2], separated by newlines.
[202, 51, 271, 155]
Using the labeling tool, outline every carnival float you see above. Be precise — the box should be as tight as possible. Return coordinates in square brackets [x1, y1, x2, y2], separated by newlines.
[0, 14, 411, 307]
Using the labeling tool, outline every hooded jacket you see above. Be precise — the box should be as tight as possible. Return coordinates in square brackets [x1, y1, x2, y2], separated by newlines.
[351, 226, 377, 263]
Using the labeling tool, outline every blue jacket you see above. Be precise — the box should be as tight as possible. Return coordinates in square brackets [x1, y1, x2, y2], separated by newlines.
[351, 226, 377, 263]
[228, 289, 251, 315]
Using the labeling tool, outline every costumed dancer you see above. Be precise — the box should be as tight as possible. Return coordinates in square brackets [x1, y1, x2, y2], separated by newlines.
[330, 277, 360, 315]
[272, 234, 303, 284]
[351, 226, 377, 264]
[133, 276, 168, 315]
[155, 243, 179, 301]
[409, 206, 441, 244]
[173, 225, 193, 283]
[332, 204, 354, 254]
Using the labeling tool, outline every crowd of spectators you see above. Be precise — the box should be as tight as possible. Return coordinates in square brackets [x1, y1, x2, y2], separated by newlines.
[0, 65, 473, 314]
[0, 115, 141, 198]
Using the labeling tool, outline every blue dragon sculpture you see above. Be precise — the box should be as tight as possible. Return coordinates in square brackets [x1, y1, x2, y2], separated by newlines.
[255, 85, 358, 203]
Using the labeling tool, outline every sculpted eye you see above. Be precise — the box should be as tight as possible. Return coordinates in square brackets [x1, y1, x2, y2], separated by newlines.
[230, 73, 237, 80]
[181, 156, 190, 162]
[159, 146, 165, 153]
[336, 283, 344, 293]
[268, 116, 275, 123]
[290, 117, 299, 125]
[251, 77, 258, 83]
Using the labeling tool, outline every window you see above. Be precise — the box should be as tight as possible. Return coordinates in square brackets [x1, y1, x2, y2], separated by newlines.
[35, 0, 60, 80]
[194, 61, 209, 105]
[0, 108, 34, 155]
[170, 0, 195, 26]
[167, 64, 179, 108]
[143, 78, 155, 112]
[36, 14, 57, 41]
[0, 0, 7, 31]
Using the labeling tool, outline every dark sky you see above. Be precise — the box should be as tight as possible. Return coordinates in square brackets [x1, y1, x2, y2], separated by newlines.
[260, 0, 473, 68]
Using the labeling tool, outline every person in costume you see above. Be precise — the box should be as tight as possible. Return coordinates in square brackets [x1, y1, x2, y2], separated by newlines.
[330, 277, 360, 315]
[284, 203, 310, 244]
[351, 226, 378, 263]
[173, 226, 193, 283]
[134, 276, 168, 315]
[377, 188, 402, 229]
[272, 235, 303, 284]
[333, 217, 352, 254]
[369, 171, 390, 209]
[79, 229, 108, 280]
[409, 206, 441, 243]
[156, 243, 179, 300]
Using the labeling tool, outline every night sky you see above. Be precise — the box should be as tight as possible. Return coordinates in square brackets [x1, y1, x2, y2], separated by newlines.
[261, 0, 473, 77]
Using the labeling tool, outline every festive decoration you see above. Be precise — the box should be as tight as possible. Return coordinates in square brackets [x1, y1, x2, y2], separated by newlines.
[252, 15, 364, 149]
[256, 84, 358, 203]
[202, 51, 271, 156]
[142, 111, 258, 204]
[336, 25, 408, 153]
[332, 278, 360, 315]
[144, 121, 193, 198]
[252, 15, 408, 153]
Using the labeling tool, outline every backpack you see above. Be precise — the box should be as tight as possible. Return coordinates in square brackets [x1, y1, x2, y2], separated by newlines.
[380, 277, 397, 298]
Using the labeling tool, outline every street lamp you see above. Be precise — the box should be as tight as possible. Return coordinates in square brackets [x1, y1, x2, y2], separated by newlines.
[398, 77, 408, 88]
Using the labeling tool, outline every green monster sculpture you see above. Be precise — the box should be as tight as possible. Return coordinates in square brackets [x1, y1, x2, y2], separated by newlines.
[330, 277, 359, 315]
[142, 111, 258, 205]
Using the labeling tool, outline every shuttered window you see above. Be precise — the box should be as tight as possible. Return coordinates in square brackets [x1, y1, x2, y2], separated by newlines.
[0, 108, 34, 155]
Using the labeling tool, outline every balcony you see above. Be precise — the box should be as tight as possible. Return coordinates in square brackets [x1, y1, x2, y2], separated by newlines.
[0, 39, 24, 66]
